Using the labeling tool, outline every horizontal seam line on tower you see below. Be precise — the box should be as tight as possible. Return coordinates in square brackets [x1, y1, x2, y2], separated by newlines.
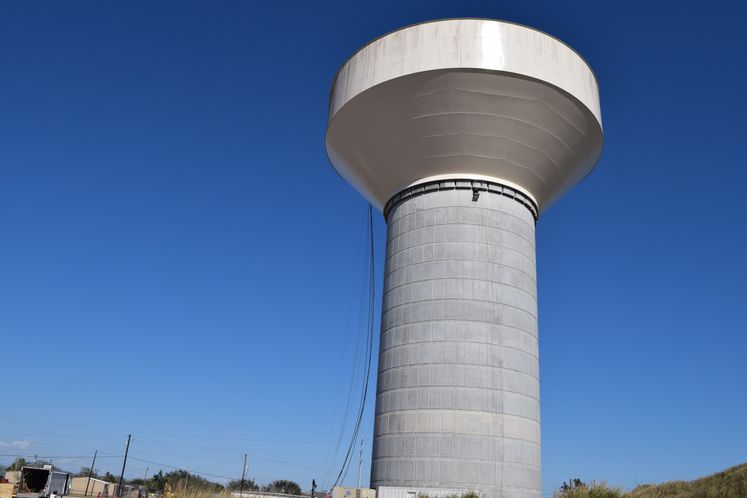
[377, 362, 539, 382]
[382, 297, 539, 321]
[384, 258, 537, 286]
[383, 277, 537, 305]
[382, 318, 537, 340]
[387, 220, 536, 252]
[372, 452, 540, 462]
[385, 240, 536, 269]
[382, 321, 538, 343]
[382, 324, 538, 348]
[379, 339, 538, 359]
[374, 418, 540, 434]
[372, 455, 541, 466]
[375, 384, 539, 402]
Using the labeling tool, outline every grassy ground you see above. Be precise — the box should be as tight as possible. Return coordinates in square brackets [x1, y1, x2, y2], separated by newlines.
[555, 463, 747, 498]
[177, 493, 230, 498]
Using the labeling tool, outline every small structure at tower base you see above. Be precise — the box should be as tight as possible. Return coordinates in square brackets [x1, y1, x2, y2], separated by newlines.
[332, 486, 377, 498]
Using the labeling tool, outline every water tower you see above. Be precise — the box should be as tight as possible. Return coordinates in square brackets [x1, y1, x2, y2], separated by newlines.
[325, 19, 603, 498]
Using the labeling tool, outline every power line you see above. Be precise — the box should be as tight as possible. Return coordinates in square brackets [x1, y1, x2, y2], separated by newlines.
[330, 204, 376, 490]
[320, 205, 369, 488]
[0, 417, 325, 445]
[322, 210, 372, 489]
[127, 456, 238, 481]
[0, 453, 122, 459]
[1, 448, 324, 478]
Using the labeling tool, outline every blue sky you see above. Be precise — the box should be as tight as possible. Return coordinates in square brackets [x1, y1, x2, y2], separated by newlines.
[1, 1, 746, 496]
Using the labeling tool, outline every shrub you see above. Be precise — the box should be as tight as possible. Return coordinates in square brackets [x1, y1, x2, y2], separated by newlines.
[554, 482, 624, 498]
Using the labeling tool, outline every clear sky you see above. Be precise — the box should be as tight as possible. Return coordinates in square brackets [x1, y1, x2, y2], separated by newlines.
[1, 1, 746, 496]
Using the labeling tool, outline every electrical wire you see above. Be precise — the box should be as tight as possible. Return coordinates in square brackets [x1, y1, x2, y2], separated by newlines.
[0, 417, 324, 445]
[0, 453, 122, 459]
[322, 207, 372, 489]
[129, 454, 324, 481]
[127, 456, 238, 481]
[330, 204, 375, 490]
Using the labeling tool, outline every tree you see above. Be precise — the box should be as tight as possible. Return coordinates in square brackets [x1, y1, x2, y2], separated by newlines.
[228, 479, 259, 491]
[76, 467, 99, 478]
[555, 481, 622, 498]
[101, 472, 118, 484]
[559, 478, 587, 493]
[7, 458, 28, 471]
[162, 469, 220, 493]
[147, 471, 165, 493]
[263, 480, 302, 495]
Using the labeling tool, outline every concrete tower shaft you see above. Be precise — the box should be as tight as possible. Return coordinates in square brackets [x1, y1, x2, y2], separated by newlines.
[374, 183, 539, 498]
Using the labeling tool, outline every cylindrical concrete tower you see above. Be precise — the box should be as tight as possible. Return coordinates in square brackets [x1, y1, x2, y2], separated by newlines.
[325, 19, 603, 498]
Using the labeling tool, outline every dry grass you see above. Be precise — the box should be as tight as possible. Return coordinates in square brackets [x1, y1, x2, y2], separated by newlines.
[627, 462, 747, 498]
[554, 462, 747, 498]
[171, 490, 233, 498]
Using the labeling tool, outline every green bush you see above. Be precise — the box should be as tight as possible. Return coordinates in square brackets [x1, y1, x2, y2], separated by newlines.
[554, 483, 624, 498]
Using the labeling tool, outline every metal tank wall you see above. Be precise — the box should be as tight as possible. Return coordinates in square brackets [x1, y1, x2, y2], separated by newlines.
[371, 183, 541, 498]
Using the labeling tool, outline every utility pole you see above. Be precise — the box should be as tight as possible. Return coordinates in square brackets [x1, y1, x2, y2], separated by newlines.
[141, 467, 149, 498]
[85, 450, 98, 496]
[357, 438, 363, 488]
[239, 454, 247, 497]
[118, 434, 132, 498]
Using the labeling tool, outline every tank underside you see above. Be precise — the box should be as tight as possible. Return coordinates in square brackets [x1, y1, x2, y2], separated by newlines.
[326, 69, 602, 214]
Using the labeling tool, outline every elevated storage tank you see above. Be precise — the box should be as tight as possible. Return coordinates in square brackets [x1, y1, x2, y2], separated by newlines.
[325, 19, 603, 498]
